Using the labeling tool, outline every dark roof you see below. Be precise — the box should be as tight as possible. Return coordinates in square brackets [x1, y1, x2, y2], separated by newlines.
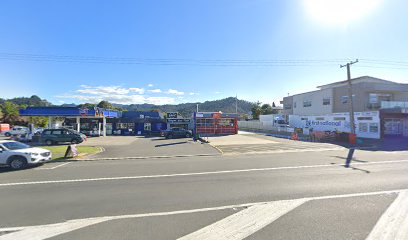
[317, 76, 397, 89]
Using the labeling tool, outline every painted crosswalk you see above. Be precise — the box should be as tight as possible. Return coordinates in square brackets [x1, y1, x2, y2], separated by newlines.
[366, 190, 408, 240]
[178, 199, 307, 240]
[216, 143, 343, 155]
[1, 189, 408, 240]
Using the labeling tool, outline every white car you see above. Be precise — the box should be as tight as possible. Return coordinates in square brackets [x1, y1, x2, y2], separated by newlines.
[0, 140, 52, 170]
[4, 126, 29, 137]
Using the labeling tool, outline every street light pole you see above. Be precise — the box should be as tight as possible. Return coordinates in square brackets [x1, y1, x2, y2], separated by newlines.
[196, 104, 199, 113]
[340, 59, 358, 134]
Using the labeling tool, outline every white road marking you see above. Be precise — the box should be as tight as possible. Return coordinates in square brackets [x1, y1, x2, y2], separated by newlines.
[1, 159, 408, 187]
[0, 218, 107, 240]
[35, 162, 71, 170]
[366, 190, 408, 240]
[0, 189, 403, 240]
[177, 199, 307, 240]
[222, 147, 343, 155]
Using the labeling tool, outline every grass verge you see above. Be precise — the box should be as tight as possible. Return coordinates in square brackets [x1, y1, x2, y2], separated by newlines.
[41, 146, 101, 160]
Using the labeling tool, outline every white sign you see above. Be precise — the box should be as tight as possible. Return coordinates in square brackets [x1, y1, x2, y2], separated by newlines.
[289, 111, 380, 139]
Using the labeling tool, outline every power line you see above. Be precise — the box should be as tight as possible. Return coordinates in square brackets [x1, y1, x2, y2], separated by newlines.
[0, 52, 407, 69]
[0, 52, 354, 66]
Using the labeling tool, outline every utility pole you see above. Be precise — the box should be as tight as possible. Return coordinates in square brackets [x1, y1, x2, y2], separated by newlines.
[340, 59, 358, 135]
[196, 104, 199, 113]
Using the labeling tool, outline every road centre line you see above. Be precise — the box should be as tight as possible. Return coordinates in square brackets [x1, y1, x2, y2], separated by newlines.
[2, 159, 408, 187]
[0, 188, 404, 239]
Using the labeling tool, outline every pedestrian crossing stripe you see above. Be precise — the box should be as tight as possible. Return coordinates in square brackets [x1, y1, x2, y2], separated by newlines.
[1, 189, 407, 240]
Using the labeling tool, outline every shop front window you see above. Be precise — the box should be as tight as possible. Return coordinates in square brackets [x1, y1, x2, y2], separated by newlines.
[359, 123, 368, 132]
[218, 119, 234, 127]
[369, 123, 379, 133]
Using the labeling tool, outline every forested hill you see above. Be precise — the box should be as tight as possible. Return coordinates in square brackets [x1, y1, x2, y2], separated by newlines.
[0, 96, 255, 119]
[114, 97, 254, 117]
[0, 95, 51, 107]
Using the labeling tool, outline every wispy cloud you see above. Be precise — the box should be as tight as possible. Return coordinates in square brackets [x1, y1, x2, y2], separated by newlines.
[189, 92, 199, 96]
[147, 84, 154, 87]
[129, 88, 145, 94]
[58, 85, 187, 105]
[167, 89, 184, 95]
[77, 86, 130, 95]
[145, 97, 175, 105]
[148, 89, 162, 93]
[57, 94, 175, 105]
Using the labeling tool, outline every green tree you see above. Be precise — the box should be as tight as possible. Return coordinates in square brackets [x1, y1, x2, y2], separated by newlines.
[261, 104, 273, 115]
[97, 100, 113, 109]
[78, 103, 96, 109]
[29, 116, 49, 128]
[0, 101, 20, 124]
[251, 101, 262, 120]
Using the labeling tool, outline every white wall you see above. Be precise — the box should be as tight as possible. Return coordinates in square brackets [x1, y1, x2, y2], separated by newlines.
[259, 114, 285, 123]
[289, 111, 380, 139]
[238, 121, 288, 132]
[292, 88, 333, 115]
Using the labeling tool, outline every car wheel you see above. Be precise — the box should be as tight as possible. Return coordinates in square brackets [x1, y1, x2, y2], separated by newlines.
[5, 132, 11, 137]
[9, 157, 27, 170]
[45, 139, 53, 146]
[186, 133, 192, 138]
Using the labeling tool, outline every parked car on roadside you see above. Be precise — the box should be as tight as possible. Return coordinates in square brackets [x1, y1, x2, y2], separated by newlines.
[41, 128, 86, 145]
[3, 126, 29, 137]
[160, 128, 192, 139]
[0, 140, 52, 170]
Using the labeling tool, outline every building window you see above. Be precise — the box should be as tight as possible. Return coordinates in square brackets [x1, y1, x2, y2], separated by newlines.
[369, 93, 391, 104]
[284, 104, 292, 109]
[315, 117, 324, 120]
[116, 123, 135, 129]
[334, 117, 346, 121]
[294, 102, 296, 108]
[301, 118, 308, 121]
[303, 101, 312, 107]
[357, 117, 373, 121]
[323, 98, 330, 105]
[359, 123, 368, 132]
[341, 95, 355, 104]
[369, 123, 379, 133]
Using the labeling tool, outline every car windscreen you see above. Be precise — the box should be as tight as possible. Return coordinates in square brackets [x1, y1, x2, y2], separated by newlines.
[2, 142, 31, 150]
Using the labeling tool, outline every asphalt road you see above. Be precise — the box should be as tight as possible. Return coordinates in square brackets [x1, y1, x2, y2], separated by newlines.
[1, 136, 408, 239]
[85, 136, 220, 159]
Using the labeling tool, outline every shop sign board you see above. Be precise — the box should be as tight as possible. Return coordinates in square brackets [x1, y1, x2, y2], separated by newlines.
[289, 111, 380, 139]
[79, 107, 89, 116]
[167, 112, 178, 119]
[167, 118, 190, 123]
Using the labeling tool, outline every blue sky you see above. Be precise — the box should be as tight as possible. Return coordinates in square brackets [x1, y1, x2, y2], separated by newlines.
[0, 0, 408, 106]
